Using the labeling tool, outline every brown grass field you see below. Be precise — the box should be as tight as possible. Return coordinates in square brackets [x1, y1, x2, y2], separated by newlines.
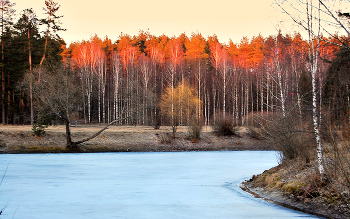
[0, 124, 274, 153]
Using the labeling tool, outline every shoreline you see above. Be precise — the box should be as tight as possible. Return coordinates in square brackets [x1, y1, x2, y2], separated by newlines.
[240, 180, 332, 219]
[0, 125, 274, 154]
[0, 147, 276, 154]
[240, 163, 350, 219]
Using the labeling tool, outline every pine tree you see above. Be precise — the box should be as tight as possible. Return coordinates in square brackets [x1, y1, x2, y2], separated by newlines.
[0, 0, 15, 124]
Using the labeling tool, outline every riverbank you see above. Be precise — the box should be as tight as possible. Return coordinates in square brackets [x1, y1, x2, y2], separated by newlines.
[0, 125, 273, 153]
[241, 162, 350, 219]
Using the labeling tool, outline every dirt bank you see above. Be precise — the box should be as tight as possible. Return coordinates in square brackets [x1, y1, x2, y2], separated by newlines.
[0, 125, 274, 153]
[241, 180, 332, 218]
[241, 164, 350, 219]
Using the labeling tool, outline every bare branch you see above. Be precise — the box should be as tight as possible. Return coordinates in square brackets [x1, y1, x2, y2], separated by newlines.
[319, 0, 350, 37]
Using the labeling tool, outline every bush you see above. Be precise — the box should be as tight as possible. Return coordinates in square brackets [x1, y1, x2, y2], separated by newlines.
[322, 120, 350, 206]
[265, 113, 315, 164]
[188, 118, 203, 142]
[213, 114, 237, 136]
[32, 123, 48, 137]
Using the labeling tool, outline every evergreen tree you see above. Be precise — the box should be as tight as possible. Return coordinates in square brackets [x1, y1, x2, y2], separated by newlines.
[39, 0, 65, 80]
[13, 9, 42, 124]
[324, 47, 350, 123]
[0, 0, 15, 124]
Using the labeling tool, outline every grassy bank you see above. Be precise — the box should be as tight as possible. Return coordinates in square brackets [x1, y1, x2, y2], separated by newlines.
[0, 125, 274, 153]
[242, 160, 350, 219]
[240, 109, 350, 219]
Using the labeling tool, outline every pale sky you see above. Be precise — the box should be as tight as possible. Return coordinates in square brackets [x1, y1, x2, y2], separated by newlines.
[13, 0, 296, 45]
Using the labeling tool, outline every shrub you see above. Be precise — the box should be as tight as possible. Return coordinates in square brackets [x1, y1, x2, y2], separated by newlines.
[213, 114, 237, 136]
[188, 118, 203, 142]
[263, 113, 315, 164]
[32, 123, 48, 137]
[322, 120, 350, 206]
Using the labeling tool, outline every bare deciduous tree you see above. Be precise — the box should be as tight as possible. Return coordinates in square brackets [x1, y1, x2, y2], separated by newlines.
[31, 65, 126, 149]
[111, 51, 122, 123]
[275, 0, 335, 179]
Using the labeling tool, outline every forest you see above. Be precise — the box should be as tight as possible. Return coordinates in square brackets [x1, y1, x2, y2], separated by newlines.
[2, 0, 350, 215]
[0, 0, 348, 133]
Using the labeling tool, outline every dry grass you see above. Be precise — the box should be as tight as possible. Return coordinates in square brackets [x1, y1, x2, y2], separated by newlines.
[0, 124, 274, 153]
[246, 158, 350, 219]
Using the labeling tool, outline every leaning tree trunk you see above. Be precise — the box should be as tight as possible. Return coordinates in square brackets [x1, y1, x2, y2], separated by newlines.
[65, 119, 74, 149]
[65, 117, 127, 150]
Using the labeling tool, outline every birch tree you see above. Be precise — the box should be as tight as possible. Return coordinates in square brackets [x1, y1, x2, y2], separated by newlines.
[119, 44, 138, 125]
[138, 54, 151, 125]
[96, 47, 106, 124]
[185, 33, 208, 121]
[220, 47, 230, 117]
[167, 39, 183, 126]
[275, 35, 287, 117]
[210, 41, 222, 123]
[73, 42, 101, 123]
[146, 41, 165, 127]
[111, 51, 121, 123]
[275, 0, 327, 178]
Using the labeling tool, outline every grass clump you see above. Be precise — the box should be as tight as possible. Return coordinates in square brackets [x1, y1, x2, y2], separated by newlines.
[282, 181, 307, 195]
[155, 132, 173, 144]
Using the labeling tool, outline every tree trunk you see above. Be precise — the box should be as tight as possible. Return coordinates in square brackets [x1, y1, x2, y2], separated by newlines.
[102, 65, 106, 124]
[65, 119, 74, 148]
[198, 60, 201, 120]
[67, 117, 128, 149]
[38, 34, 49, 83]
[307, 0, 326, 180]
[312, 65, 326, 178]
[98, 75, 101, 124]
[1, 8, 5, 125]
[27, 17, 34, 125]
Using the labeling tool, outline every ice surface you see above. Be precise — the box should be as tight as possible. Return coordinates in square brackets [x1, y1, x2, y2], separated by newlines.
[0, 151, 320, 218]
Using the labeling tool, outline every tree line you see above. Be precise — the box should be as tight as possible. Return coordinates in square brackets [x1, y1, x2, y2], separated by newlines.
[0, 0, 348, 133]
[54, 32, 340, 128]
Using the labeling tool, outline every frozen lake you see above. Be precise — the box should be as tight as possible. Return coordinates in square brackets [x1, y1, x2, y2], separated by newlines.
[0, 151, 320, 219]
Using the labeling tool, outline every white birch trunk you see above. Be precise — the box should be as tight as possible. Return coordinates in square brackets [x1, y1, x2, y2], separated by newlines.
[198, 60, 201, 120]
[308, 0, 325, 178]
